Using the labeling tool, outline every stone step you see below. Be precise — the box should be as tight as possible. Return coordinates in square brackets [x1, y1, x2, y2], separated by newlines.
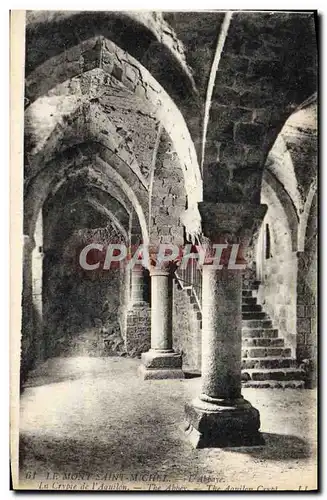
[242, 337, 284, 347]
[242, 282, 259, 290]
[242, 347, 292, 358]
[242, 319, 273, 329]
[242, 289, 256, 295]
[242, 367, 305, 381]
[242, 357, 296, 369]
[242, 297, 257, 306]
[192, 302, 201, 313]
[242, 380, 305, 389]
[242, 311, 267, 320]
[242, 304, 262, 313]
[242, 327, 278, 338]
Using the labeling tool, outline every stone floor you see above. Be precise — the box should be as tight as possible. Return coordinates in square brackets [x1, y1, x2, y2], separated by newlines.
[19, 357, 317, 491]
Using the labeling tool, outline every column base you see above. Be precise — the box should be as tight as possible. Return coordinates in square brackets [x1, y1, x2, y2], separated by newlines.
[184, 396, 264, 448]
[138, 349, 184, 380]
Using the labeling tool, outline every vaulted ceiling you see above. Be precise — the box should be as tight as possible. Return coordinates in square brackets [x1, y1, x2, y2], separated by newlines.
[24, 10, 317, 245]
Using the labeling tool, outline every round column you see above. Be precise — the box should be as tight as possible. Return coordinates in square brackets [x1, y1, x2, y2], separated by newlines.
[184, 201, 267, 448]
[130, 267, 147, 307]
[150, 269, 173, 352]
[201, 266, 242, 400]
[138, 264, 183, 380]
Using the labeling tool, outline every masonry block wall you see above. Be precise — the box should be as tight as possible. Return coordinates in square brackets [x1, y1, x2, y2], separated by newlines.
[257, 186, 297, 354]
[124, 266, 151, 357]
[172, 283, 201, 371]
[125, 307, 151, 357]
[259, 254, 298, 354]
[41, 196, 127, 358]
[150, 130, 186, 246]
[43, 258, 125, 357]
[296, 193, 317, 386]
[202, 13, 317, 204]
[297, 259, 316, 360]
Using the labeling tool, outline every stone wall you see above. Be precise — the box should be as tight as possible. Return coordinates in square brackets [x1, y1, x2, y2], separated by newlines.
[258, 252, 298, 354]
[125, 306, 151, 357]
[150, 130, 186, 246]
[42, 208, 128, 357]
[296, 193, 317, 386]
[172, 282, 201, 371]
[257, 182, 298, 354]
[43, 261, 125, 357]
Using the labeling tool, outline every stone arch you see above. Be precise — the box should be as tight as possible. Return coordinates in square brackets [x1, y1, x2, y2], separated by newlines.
[48, 169, 133, 218]
[298, 179, 317, 252]
[259, 178, 294, 264]
[256, 175, 298, 354]
[84, 198, 129, 242]
[266, 134, 303, 215]
[203, 11, 317, 205]
[263, 170, 299, 252]
[25, 36, 202, 206]
[44, 187, 130, 251]
[25, 101, 149, 190]
[25, 11, 196, 99]
[24, 151, 149, 244]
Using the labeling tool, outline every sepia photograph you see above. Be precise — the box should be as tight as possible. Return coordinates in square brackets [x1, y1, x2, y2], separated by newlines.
[10, 8, 318, 491]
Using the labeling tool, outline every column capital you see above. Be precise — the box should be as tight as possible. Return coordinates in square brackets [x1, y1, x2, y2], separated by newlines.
[149, 263, 177, 276]
[149, 268, 171, 277]
[198, 202, 267, 243]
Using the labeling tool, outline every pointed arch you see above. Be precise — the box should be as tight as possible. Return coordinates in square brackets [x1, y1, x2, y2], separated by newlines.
[25, 153, 149, 244]
[262, 170, 299, 252]
[25, 36, 202, 205]
[298, 179, 317, 252]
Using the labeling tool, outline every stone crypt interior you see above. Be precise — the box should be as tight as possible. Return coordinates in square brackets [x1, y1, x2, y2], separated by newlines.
[20, 10, 317, 486]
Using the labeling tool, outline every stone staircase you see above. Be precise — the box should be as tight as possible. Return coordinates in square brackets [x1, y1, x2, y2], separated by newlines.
[175, 274, 305, 388]
[241, 283, 305, 388]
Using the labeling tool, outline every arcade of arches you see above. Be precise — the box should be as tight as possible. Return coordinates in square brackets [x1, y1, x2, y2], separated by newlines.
[21, 10, 317, 456]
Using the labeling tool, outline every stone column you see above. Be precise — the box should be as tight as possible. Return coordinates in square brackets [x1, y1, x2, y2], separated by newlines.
[125, 264, 151, 356]
[184, 202, 266, 448]
[129, 266, 147, 308]
[139, 263, 184, 379]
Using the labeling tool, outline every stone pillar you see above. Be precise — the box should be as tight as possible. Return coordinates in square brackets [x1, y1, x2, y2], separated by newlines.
[201, 266, 242, 399]
[139, 264, 184, 379]
[130, 267, 147, 307]
[125, 265, 151, 357]
[184, 202, 266, 448]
